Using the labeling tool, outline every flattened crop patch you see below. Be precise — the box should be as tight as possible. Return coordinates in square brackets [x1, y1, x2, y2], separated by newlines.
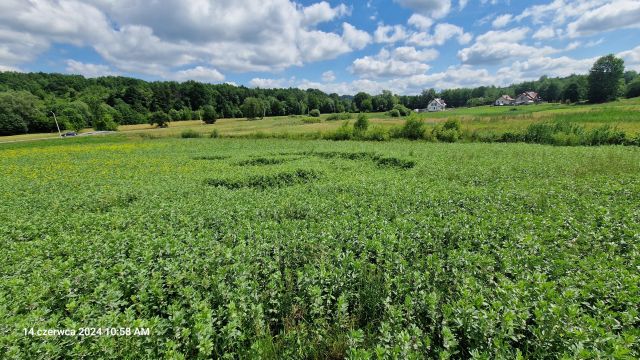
[237, 157, 288, 166]
[205, 169, 321, 190]
[295, 151, 415, 170]
[193, 155, 229, 161]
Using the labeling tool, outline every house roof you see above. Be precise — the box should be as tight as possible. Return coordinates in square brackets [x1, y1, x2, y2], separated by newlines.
[429, 98, 446, 106]
[518, 91, 538, 100]
[498, 95, 514, 100]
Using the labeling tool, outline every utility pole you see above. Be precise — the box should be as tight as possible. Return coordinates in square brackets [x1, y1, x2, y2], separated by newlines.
[51, 111, 62, 137]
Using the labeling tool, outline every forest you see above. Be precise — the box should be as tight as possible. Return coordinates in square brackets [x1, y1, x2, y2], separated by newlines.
[1, 57, 639, 136]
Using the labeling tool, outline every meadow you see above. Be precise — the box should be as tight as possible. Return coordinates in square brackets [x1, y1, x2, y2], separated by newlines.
[1, 97, 640, 144]
[1, 135, 639, 358]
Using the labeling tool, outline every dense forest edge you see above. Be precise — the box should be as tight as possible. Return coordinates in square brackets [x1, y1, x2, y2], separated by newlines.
[1, 54, 639, 144]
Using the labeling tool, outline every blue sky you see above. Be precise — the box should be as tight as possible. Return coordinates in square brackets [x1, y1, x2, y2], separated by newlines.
[1, 0, 639, 94]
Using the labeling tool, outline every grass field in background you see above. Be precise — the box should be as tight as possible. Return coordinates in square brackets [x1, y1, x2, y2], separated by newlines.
[1, 97, 639, 143]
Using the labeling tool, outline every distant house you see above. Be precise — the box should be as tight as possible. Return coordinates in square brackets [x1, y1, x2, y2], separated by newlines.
[515, 91, 541, 105]
[414, 108, 428, 113]
[495, 95, 515, 106]
[427, 98, 446, 112]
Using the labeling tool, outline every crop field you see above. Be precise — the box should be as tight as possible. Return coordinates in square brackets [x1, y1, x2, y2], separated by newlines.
[1, 136, 640, 358]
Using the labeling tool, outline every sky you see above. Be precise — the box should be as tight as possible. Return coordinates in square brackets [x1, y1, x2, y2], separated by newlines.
[1, 0, 639, 95]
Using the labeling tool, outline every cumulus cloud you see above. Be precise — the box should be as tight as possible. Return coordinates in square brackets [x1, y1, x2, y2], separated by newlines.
[342, 23, 372, 49]
[249, 77, 292, 88]
[458, 27, 558, 65]
[65, 60, 117, 78]
[322, 70, 336, 82]
[394, 0, 452, 19]
[492, 14, 513, 28]
[0, 0, 370, 76]
[172, 66, 225, 83]
[566, 0, 640, 37]
[374, 24, 408, 43]
[407, 23, 472, 47]
[619, 45, 640, 71]
[532, 26, 557, 40]
[302, 2, 351, 26]
[350, 47, 436, 78]
[407, 14, 433, 31]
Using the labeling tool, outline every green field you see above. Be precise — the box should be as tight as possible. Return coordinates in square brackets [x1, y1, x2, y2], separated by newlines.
[1, 135, 639, 358]
[2, 98, 640, 144]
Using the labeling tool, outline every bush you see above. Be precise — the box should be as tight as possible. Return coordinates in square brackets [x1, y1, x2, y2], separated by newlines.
[392, 104, 412, 116]
[363, 125, 389, 141]
[210, 129, 220, 138]
[180, 129, 202, 138]
[202, 105, 217, 124]
[396, 114, 426, 140]
[169, 109, 181, 121]
[388, 109, 401, 117]
[432, 118, 462, 142]
[353, 113, 369, 134]
[309, 109, 321, 117]
[325, 121, 353, 140]
[326, 113, 352, 121]
[94, 113, 118, 131]
[149, 111, 170, 128]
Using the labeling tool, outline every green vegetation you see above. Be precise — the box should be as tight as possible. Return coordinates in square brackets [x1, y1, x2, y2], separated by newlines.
[309, 109, 321, 117]
[1, 136, 639, 358]
[1, 55, 639, 137]
[588, 54, 625, 103]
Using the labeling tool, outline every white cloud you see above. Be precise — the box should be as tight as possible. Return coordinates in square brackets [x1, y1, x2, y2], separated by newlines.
[619, 45, 640, 71]
[350, 47, 435, 78]
[532, 26, 557, 40]
[65, 60, 117, 78]
[0, 0, 371, 77]
[172, 66, 225, 83]
[322, 70, 336, 82]
[0, 64, 21, 72]
[566, 0, 640, 37]
[492, 14, 513, 28]
[407, 14, 433, 31]
[374, 24, 408, 43]
[249, 77, 291, 88]
[459, 0, 469, 10]
[458, 27, 558, 65]
[302, 2, 351, 26]
[407, 23, 472, 47]
[342, 23, 372, 49]
[394, 0, 452, 19]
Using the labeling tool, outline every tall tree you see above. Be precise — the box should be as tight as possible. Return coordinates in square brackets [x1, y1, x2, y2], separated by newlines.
[588, 54, 625, 103]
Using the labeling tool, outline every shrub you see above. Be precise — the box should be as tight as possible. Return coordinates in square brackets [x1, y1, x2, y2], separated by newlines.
[363, 125, 389, 141]
[432, 118, 462, 142]
[94, 113, 118, 131]
[392, 104, 412, 116]
[388, 109, 401, 117]
[202, 105, 217, 124]
[326, 113, 352, 121]
[309, 109, 321, 117]
[180, 129, 202, 138]
[210, 129, 220, 138]
[325, 121, 353, 140]
[149, 111, 170, 128]
[353, 113, 369, 134]
[169, 109, 181, 121]
[397, 114, 425, 140]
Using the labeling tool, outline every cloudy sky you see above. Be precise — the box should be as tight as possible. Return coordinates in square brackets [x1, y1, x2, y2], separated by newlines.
[1, 0, 639, 95]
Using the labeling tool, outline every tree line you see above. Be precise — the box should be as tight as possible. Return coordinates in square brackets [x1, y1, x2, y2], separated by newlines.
[1, 54, 637, 136]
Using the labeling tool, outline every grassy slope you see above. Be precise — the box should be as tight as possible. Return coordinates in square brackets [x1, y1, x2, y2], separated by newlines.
[1, 136, 639, 357]
[1, 97, 639, 143]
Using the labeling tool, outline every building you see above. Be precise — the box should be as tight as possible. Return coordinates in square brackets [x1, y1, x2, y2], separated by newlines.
[515, 91, 540, 105]
[495, 95, 515, 106]
[427, 98, 446, 112]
